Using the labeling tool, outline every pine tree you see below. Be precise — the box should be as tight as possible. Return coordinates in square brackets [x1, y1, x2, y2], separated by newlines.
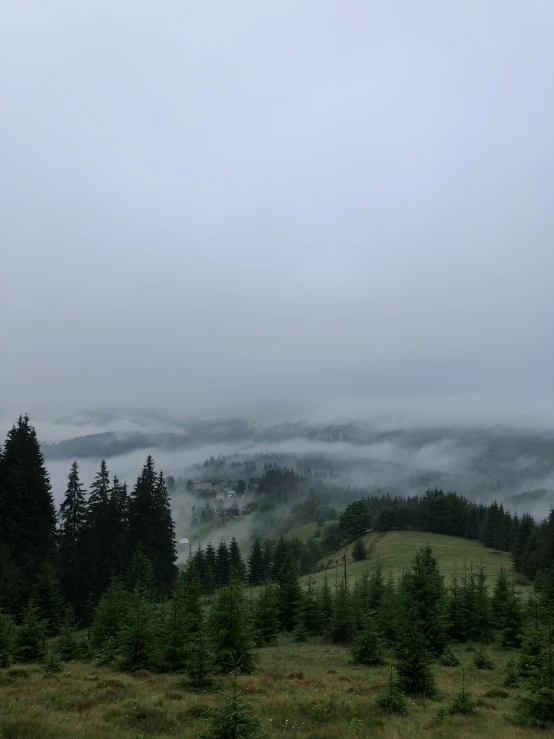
[185, 616, 215, 690]
[58, 461, 89, 613]
[31, 562, 64, 636]
[118, 587, 157, 671]
[16, 602, 46, 663]
[0, 415, 57, 608]
[152, 470, 177, 592]
[126, 545, 156, 595]
[501, 583, 523, 648]
[329, 581, 352, 643]
[216, 540, 231, 588]
[90, 578, 128, 655]
[379, 572, 399, 644]
[447, 573, 467, 641]
[252, 584, 280, 647]
[105, 475, 129, 579]
[248, 539, 265, 586]
[320, 574, 333, 631]
[87, 459, 112, 597]
[229, 537, 246, 582]
[298, 577, 324, 635]
[159, 575, 189, 672]
[209, 579, 256, 674]
[56, 605, 79, 661]
[351, 614, 385, 666]
[399, 546, 448, 655]
[395, 609, 437, 698]
[352, 539, 367, 561]
[203, 541, 217, 596]
[276, 552, 302, 631]
[492, 567, 510, 629]
[128, 456, 177, 593]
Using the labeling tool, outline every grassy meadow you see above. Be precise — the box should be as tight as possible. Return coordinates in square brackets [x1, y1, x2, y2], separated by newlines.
[310, 530, 531, 592]
[0, 639, 532, 739]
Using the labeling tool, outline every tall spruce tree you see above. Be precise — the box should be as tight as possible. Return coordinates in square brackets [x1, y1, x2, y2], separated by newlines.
[203, 541, 217, 595]
[399, 546, 448, 655]
[216, 540, 231, 588]
[58, 461, 89, 614]
[127, 457, 176, 592]
[0, 415, 57, 607]
[87, 460, 112, 597]
[252, 583, 280, 646]
[152, 470, 177, 592]
[248, 539, 265, 586]
[105, 475, 129, 579]
[229, 537, 247, 582]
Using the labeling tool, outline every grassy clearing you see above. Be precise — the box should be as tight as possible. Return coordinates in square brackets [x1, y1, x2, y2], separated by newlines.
[0, 640, 533, 738]
[310, 531, 531, 591]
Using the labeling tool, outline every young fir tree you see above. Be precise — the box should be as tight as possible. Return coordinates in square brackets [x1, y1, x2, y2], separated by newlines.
[90, 578, 128, 656]
[351, 613, 386, 666]
[261, 540, 273, 582]
[491, 567, 510, 629]
[31, 562, 65, 636]
[56, 605, 79, 661]
[229, 537, 247, 582]
[448, 668, 477, 715]
[398, 546, 448, 656]
[467, 563, 493, 642]
[248, 539, 265, 586]
[369, 557, 385, 611]
[501, 583, 523, 648]
[275, 551, 302, 631]
[394, 609, 437, 698]
[118, 586, 158, 671]
[159, 575, 190, 672]
[252, 583, 280, 647]
[126, 545, 156, 595]
[0, 612, 16, 668]
[87, 459, 112, 597]
[209, 578, 256, 674]
[203, 541, 217, 596]
[329, 581, 353, 643]
[517, 613, 554, 727]
[216, 540, 231, 588]
[58, 461, 89, 614]
[16, 602, 46, 663]
[352, 539, 367, 562]
[298, 576, 324, 636]
[203, 666, 264, 738]
[185, 614, 215, 690]
[448, 573, 467, 641]
[0, 415, 57, 608]
[320, 574, 333, 631]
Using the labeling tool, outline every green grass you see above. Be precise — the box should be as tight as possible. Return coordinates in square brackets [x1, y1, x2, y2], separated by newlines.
[310, 530, 531, 591]
[0, 640, 534, 739]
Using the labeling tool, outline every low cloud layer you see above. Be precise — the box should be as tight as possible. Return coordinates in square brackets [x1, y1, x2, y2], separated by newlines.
[1, 1, 553, 415]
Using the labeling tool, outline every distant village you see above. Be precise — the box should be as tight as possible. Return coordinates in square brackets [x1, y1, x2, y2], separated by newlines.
[171, 477, 293, 535]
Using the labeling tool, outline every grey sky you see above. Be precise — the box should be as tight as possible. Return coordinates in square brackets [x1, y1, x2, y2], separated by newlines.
[1, 1, 553, 419]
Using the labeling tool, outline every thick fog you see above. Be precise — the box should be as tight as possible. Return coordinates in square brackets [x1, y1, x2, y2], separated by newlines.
[1, 1, 553, 417]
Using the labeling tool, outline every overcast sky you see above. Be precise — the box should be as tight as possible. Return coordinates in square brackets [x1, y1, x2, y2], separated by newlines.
[1, 1, 553, 421]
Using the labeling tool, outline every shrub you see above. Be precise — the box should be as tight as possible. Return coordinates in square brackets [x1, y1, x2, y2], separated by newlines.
[503, 658, 520, 688]
[311, 695, 332, 722]
[439, 647, 460, 667]
[514, 689, 554, 729]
